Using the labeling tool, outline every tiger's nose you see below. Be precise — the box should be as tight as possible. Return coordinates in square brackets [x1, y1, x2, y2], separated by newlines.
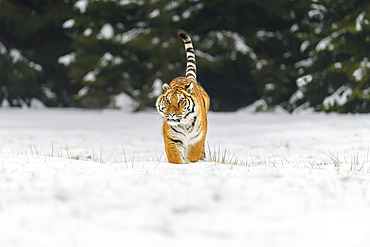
[169, 112, 176, 117]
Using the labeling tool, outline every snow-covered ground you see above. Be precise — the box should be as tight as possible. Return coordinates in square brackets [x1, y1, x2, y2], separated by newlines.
[1, 109, 370, 247]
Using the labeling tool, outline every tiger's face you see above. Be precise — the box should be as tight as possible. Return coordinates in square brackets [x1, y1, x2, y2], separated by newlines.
[156, 82, 196, 126]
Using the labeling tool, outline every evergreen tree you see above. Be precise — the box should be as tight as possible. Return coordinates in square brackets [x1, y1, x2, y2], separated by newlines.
[66, 0, 313, 111]
[0, 0, 367, 112]
[66, 0, 184, 109]
[183, 0, 312, 111]
[0, 0, 78, 106]
[291, 0, 370, 113]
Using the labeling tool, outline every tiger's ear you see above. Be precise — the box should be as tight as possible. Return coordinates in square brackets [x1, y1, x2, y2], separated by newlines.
[185, 82, 193, 93]
[162, 83, 170, 92]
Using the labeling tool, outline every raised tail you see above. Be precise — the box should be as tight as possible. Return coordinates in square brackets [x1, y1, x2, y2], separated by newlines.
[178, 32, 197, 81]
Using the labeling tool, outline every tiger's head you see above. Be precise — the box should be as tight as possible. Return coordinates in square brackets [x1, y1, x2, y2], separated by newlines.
[156, 80, 196, 126]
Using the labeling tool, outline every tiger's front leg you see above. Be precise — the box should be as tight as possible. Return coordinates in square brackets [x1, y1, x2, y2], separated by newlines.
[187, 137, 206, 162]
[163, 131, 185, 164]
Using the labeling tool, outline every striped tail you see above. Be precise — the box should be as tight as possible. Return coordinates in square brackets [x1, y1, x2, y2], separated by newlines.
[178, 32, 197, 81]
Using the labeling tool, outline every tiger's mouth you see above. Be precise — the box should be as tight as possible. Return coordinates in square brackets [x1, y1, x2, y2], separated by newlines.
[166, 115, 182, 125]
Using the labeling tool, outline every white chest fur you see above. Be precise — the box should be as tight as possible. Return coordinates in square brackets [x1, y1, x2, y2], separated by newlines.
[168, 116, 203, 161]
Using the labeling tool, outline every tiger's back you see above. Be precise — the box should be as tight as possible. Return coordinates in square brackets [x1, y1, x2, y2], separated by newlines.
[156, 32, 210, 164]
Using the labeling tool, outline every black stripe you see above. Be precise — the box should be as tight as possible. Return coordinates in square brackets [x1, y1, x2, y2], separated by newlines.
[191, 130, 201, 140]
[171, 126, 185, 136]
[196, 123, 202, 132]
[186, 68, 196, 73]
[168, 136, 183, 145]
[187, 116, 197, 131]
[190, 98, 195, 112]
[183, 98, 195, 119]
[191, 116, 197, 127]
[186, 48, 194, 53]
[187, 59, 196, 64]
[185, 41, 192, 44]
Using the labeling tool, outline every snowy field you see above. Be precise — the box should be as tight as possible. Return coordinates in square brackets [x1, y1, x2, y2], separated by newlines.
[1, 108, 370, 247]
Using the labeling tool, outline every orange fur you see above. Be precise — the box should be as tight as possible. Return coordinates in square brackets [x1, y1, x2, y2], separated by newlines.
[161, 78, 209, 164]
[156, 33, 210, 164]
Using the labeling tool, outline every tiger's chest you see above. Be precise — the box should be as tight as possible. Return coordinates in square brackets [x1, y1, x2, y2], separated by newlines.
[169, 116, 203, 147]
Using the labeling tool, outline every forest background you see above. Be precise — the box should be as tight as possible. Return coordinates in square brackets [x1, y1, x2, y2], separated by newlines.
[0, 0, 368, 112]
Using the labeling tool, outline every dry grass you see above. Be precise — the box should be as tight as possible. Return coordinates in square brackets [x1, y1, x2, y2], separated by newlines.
[205, 144, 370, 174]
[322, 148, 370, 174]
[20, 144, 115, 164]
[206, 144, 243, 165]
[4, 143, 370, 174]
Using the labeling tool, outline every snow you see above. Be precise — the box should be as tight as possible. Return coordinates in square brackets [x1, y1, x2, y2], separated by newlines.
[294, 57, 314, 68]
[363, 87, 370, 96]
[58, 53, 76, 66]
[316, 31, 342, 52]
[0, 109, 370, 247]
[149, 78, 163, 98]
[300, 40, 310, 53]
[119, 0, 143, 5]
[289, 89, 304, 104]
[296, 74, 312, 88]
[1, 99, 10, 107]
[0, 41, 6, 54]
[100, 52, 113, 66]
[172, 15, 180, 22]
[355, 11, 367, 31]
[256, 59, 268, 70]
[334, 62, 342, 69]
[323, 86, 352, 108]
[264, 83, 274, 91]
[77, 86, 89, 96]
[97, 24, 114, 40]
[182, 3, 204, 19]
[353, 57, 370, 81]
[83, 28, 92, 36]
[316, 36, 331, 51]
[308, 4, 326, 19]
[62, 19, 75, 29]
[99, 53, 123, 67]
[256, 30, 275, 40]
[43, 87, 57, 99]
[290, 24, 299, 32]
[195, 50, 219, 62]
[110, 93, 138, 111]
[74, 0, 88, 13]
[83, 71, 98, 82]
[29, 98, 45, 109]
[149, 9, 160, 19]
[29, 61, 42, 71]
[353, 68, 364, 81]
[8, 48, 42, 71]
[9, 49, 22, 63]
[225, 32, 257, 60]
[118, 28, 149, 44]
[240, 99, 268, 112]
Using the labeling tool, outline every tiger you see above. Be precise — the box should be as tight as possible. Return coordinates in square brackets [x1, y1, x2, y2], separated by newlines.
[155, 32, 210, 164]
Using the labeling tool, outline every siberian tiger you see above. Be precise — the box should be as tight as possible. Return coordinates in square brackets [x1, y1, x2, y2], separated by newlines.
[156, 32, 210, 164]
